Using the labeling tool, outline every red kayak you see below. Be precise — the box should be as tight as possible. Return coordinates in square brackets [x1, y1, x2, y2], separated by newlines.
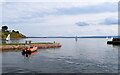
[22, 46, 38, 53]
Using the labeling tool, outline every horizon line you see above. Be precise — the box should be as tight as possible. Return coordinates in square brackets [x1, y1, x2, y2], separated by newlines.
[27, 36, 120, 38]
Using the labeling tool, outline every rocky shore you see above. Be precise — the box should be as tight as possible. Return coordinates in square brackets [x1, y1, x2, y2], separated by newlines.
[1, 43, 62, 50]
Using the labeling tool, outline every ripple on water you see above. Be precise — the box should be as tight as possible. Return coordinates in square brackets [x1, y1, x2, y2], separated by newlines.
[5, 67, 42, 73]
[65, 60, 74, 64]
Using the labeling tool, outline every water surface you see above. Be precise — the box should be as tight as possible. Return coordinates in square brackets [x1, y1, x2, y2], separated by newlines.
[2, 38, 118, 73]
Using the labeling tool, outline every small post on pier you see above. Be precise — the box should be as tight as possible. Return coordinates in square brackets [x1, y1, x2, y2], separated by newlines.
[25, 41, 28, 44]
[29, 41, 31, 44]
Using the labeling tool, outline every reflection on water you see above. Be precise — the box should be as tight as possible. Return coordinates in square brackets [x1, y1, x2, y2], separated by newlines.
[2, 38, 118, 73]
[22, 51, 38, 57]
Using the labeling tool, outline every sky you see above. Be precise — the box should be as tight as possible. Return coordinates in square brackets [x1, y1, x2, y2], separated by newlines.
[1, 0, 119, 37]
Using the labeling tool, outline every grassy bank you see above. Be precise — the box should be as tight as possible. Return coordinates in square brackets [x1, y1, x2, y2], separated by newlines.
[1, 31, 26, 39]
[1, 43, 54, 45]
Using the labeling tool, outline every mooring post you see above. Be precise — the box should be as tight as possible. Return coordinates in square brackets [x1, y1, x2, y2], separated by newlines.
[29, 41, 31, 44]
[25, 41, 27, 44]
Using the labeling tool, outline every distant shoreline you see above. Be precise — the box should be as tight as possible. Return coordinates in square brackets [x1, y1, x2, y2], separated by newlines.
[27, 36, 120, 38]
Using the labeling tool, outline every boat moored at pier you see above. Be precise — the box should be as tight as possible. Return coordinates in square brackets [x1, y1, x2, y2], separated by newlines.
[107, 38, 120, 45]
[22, 46, 38, 53]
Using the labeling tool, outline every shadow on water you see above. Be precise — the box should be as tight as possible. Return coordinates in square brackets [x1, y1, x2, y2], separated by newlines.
[22, 51, 38, 57]
[107, 43, 120, 48]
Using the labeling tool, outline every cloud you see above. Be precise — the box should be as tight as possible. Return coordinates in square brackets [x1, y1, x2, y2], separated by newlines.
[55, 2, 117, 15]
[76, 22, 89, 26]
[2, 2, 59, 24]
[2, 2, 118, 24]
[2, 2, 118, 36]
[101, 17, 118, 25]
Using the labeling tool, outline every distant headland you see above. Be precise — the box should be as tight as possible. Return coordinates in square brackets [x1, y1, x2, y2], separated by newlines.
[1, 26, 26, 40]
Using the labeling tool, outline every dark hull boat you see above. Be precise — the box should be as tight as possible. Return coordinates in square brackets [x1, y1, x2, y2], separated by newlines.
[107, 38, 120, 45]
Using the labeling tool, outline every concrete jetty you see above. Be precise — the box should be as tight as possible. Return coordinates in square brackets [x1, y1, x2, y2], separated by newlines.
[1, 43, 62, 50]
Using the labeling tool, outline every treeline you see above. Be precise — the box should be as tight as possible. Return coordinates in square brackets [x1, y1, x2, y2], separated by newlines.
[1, 26, 26, 39]
[2, 26, 20, 33]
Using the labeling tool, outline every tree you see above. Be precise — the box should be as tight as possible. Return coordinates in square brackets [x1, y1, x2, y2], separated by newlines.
[12, 30, 15, 32]
[6, 31, 9, 33]
[2, 26, 8, 31]
[16, 31, 19, 34]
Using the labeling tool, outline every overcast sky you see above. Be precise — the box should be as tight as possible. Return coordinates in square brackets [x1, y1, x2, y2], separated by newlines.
[1, 0, 119, 37]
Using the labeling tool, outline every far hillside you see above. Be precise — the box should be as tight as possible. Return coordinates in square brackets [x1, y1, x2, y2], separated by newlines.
[1, 26, 26, 39]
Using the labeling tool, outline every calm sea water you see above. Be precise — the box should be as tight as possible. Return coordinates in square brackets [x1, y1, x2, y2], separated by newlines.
[2, 38, 118, 73]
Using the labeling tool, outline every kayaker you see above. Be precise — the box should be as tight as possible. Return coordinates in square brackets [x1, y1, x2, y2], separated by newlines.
[26, 47, 28, 51]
